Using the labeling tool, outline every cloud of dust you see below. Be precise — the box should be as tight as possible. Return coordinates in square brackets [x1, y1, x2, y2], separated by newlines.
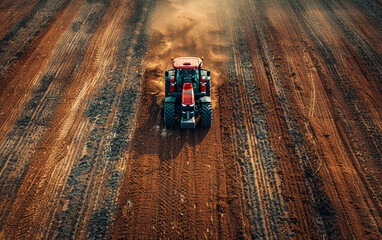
[145, 0, 229, 105]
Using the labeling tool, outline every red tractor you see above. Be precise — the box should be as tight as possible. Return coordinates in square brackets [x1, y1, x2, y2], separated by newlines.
[164, 57, 212, 128]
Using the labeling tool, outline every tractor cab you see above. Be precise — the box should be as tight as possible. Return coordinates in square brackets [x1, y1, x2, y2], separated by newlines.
[177, 68, 199, 90]
[177, 68, 198, 82]
[173, 57, 202, 88]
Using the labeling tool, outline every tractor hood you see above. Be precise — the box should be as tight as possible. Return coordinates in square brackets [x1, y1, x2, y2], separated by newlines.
[182, 83, 195, 105]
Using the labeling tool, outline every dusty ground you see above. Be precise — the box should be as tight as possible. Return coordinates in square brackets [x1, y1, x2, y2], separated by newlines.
[0, 0, 381, 239]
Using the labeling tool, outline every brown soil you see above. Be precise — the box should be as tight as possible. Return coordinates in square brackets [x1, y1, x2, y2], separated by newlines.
[0, 0, 40, 39]
[0, 0, 381, 239]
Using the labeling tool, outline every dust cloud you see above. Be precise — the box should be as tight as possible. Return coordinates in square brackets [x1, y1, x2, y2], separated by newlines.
[144, 0, 228, 105]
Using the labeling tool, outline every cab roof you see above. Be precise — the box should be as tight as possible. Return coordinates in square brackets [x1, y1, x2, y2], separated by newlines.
[172, 57, 203, 69]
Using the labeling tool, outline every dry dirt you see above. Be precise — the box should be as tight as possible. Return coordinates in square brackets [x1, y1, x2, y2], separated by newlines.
[0, 0, 381, 239]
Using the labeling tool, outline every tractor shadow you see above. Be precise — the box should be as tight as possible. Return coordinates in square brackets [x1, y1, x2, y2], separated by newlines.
[128, 90, 210, 165]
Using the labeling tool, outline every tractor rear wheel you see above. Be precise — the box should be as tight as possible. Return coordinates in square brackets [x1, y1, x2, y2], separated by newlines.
[206, 81, 211, 96]
[164, 102, 176, 128]
[200, 102, 212, 127]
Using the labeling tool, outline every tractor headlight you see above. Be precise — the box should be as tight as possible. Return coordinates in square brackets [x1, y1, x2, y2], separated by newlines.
[182, 103, 194, 107]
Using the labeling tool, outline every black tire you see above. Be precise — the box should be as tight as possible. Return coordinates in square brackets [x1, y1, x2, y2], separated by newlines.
[200, 102, 212, 128]
[165, 81, 170, 97]
[206, 80, 211, 96]
[164, 102, 176, 128]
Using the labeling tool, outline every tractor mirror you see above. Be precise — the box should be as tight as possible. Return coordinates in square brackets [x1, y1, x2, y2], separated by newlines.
[165, 71, 169, 77]
[207, 71, 210, 77]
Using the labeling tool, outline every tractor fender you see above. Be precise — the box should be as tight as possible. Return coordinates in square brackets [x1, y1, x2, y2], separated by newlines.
[165, 96, 176, 103]
[200, 96, 211, 103]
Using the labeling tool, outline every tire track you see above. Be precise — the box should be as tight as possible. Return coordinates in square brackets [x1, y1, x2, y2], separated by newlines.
[234, 0, 351, 238]
[0, 0, 40, 39]
[244, 0, 341, 237]
[259, 0, 382, 238]
[0, 0, 82, 142]
[0, 0, 111, 236]
[0, 0, 69, 77]
[343, 0, 382, 32]
[285, 1, 382, 236]
[0, 0, 140, 239]
[216, 0, 294, 238]
[318, 0, 382, 101]
[49, 1, 157, 239]
[110, 0, 246, 239]
[230, 1, 320, 238]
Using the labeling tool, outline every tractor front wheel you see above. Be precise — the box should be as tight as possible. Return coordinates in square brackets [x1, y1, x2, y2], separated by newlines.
[200, 102, 212, 128]
[164, 102, 176, 128]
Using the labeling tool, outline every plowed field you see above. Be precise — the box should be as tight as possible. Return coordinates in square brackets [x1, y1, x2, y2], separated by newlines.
[0, 0, 381, 239]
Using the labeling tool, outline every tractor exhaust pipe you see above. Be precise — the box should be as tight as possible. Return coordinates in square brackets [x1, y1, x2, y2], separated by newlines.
[199, 57, 204, 81]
